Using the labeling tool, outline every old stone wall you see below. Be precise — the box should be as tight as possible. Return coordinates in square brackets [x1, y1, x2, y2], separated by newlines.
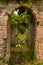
[0, 1, 43, 61]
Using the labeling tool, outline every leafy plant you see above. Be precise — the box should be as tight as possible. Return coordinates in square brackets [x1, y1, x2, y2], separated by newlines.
[17, 33, 26, 41]
[10, 10, 31, 28]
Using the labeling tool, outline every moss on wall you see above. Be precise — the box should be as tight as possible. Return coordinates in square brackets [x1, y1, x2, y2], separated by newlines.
[0, 0, 42, 4]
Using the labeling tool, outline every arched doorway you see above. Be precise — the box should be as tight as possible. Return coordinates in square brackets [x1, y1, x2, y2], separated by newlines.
[8, 6, 36, 65]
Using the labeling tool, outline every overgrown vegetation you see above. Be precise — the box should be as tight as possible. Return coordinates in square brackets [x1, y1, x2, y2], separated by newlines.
[10, 10, 31, 28]
[8, 7, 36, 65]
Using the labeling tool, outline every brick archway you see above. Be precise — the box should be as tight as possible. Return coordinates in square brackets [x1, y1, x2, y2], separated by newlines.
[0, 2, 42, 62]
[6, 3, 42, 60]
